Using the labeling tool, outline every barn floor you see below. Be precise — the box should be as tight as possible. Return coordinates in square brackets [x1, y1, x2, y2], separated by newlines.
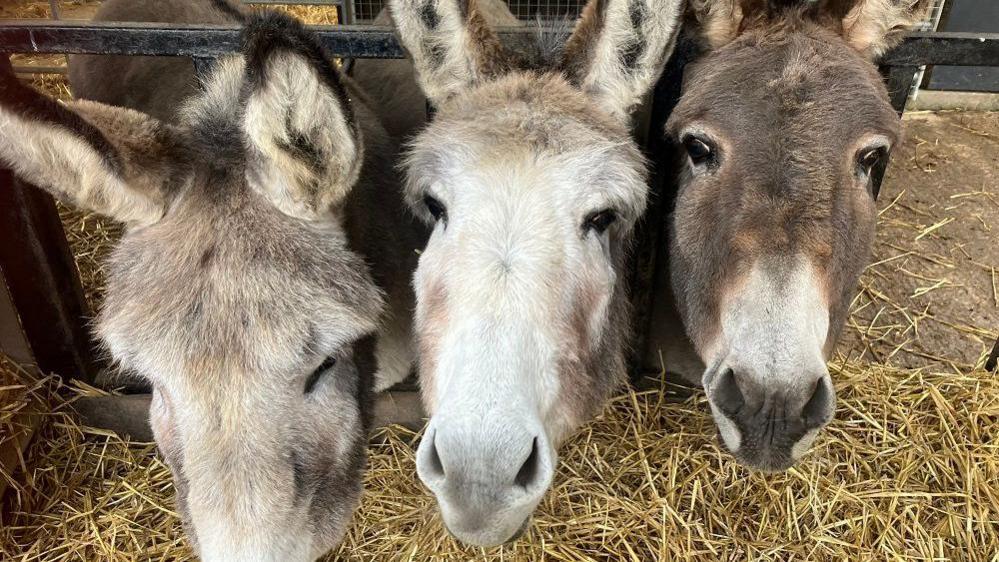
[2, 1, 999, 560]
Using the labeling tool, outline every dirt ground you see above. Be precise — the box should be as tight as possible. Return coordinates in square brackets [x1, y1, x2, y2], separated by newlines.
[840, 111, 999, 369]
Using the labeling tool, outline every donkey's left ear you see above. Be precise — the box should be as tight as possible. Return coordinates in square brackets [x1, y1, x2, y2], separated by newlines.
[561, 0, 686, 121]
[240, 12, 362, 221]
[837, 0, 929, 58]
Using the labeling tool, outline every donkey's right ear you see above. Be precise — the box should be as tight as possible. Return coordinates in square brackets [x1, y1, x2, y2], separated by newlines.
[0, 60, 186, 226]
[389, 0, 508, 104]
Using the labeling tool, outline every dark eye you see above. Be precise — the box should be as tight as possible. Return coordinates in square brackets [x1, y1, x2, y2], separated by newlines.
[683, 136, 715, 166]
[857, 146, 887, 175]
[304, 356, 336, 394]
[423, 194, 447, 222]
[583, 209, 617, 234]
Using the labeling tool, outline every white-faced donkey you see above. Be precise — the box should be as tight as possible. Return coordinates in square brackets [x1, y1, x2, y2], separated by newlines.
[651, 0, 928, 471]
[0, 4, 423, 561]
[363, 0, 684, 547]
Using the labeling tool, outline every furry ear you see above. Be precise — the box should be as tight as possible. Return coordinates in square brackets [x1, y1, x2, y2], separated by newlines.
[389, 0, 509, 104]
[240, 12, 362, 220]
[839, 0, 929, 58]
[561, 0, 686, 120]
[0, 58, 187, 226]
[686, 0, 747, 49]
[688, 0, 928, 56]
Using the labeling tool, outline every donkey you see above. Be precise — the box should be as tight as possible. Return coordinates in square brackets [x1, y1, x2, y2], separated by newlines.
[1, 6, 422, 562]
[365, 0, 685, 546]
[657, 0, 928, 472]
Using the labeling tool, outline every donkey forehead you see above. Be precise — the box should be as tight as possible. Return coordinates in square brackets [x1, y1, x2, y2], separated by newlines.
[671, 32, 898, 144]
[408, 75, 647, 212]
[100, 195, 382, 378]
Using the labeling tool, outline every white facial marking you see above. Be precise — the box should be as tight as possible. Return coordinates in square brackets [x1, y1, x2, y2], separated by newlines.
[718, 256, 830, 391]
[791, 428, 820, 460]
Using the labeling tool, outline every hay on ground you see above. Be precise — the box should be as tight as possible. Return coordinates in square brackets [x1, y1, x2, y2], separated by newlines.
[1, 358, 997, 561]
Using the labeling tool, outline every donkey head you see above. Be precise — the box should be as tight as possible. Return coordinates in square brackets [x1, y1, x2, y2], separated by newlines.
[391, 0, 683, 546]
[668, 0, 927, 471]
[0, 13, 380, 561]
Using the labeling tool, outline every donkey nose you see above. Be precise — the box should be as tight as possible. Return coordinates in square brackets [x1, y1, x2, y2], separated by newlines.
[800, 374, 834, 429]
[710, 367, 834, 430]
[418, 424, 551, 491]
[416, 419, 554, 546]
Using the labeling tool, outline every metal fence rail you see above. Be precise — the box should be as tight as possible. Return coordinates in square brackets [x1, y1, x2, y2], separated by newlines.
[0, 21, 993, 64]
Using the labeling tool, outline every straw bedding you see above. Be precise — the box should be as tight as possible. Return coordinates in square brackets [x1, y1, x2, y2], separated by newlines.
[2, 357, 998, 561]
[3, 2, 999, 560]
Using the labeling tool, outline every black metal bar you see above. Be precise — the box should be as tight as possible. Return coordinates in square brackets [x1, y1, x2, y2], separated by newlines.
[0, 21, 551, 59]
[0, 21, 995, 66]
[879, 31, 999, 67]
[884, 65, 920, 115]
[867, 64, 919, 200]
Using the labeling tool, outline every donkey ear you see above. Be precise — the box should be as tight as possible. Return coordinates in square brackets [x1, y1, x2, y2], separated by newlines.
[240, 13, 362, 220]
[837, 0, 929, 58]
[389, 0, 508, 105]
[561, 0, 686, 121]
[0, 61, 186, 226]
[686, 0, 749, 49]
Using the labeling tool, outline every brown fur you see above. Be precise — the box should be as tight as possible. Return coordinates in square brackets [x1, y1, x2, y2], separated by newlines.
[656, 0, 924, 470]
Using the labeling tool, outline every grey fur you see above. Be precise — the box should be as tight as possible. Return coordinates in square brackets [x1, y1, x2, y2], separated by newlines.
[51, 1, 424, 559]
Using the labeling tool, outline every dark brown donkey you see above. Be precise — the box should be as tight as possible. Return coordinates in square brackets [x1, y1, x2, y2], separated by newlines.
[656, 0, 928, 471]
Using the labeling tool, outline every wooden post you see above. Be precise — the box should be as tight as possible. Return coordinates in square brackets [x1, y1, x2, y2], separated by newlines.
[0, 168, 97, 383]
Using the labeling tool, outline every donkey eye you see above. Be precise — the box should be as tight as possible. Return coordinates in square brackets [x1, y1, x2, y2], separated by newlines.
[857, 146, 887, 175]
[423, 195, 447, 222]
[304, 356, 336, 394]
[683, 136, 715, 166]
[583, 209, 617, 234]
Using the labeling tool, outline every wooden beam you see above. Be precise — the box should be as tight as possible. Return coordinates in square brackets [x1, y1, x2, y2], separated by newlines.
[0, 168, 97, 383]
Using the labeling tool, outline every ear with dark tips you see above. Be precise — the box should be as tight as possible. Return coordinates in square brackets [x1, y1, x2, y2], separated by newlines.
[389, 0, 509, 104]
[560, 0, 686, 121]
[239, 11, 362, 220]
[0, 60, 184, 225]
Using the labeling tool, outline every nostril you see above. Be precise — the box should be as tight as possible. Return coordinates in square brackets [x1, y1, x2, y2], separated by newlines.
[801, 377, 832, 428]
[514, 437, 539, 489]
[713, 368, 745, 416]
[424, 431, 446, 479]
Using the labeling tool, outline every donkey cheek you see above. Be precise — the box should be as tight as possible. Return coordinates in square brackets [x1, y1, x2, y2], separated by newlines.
[416, 279, 449, 412]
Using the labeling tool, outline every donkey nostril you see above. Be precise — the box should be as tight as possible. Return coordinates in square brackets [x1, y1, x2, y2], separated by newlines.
[714, 369, 745, 416]
[425, 431, 446, 479]
[514, 437, 540, 489]
[801, 378, 831, 428]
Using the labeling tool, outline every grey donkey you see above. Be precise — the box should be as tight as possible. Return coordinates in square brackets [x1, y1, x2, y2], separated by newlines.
[648, 0, 929, 471]
[2, 3, 424, 561]
[350, 0, 686, 547]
